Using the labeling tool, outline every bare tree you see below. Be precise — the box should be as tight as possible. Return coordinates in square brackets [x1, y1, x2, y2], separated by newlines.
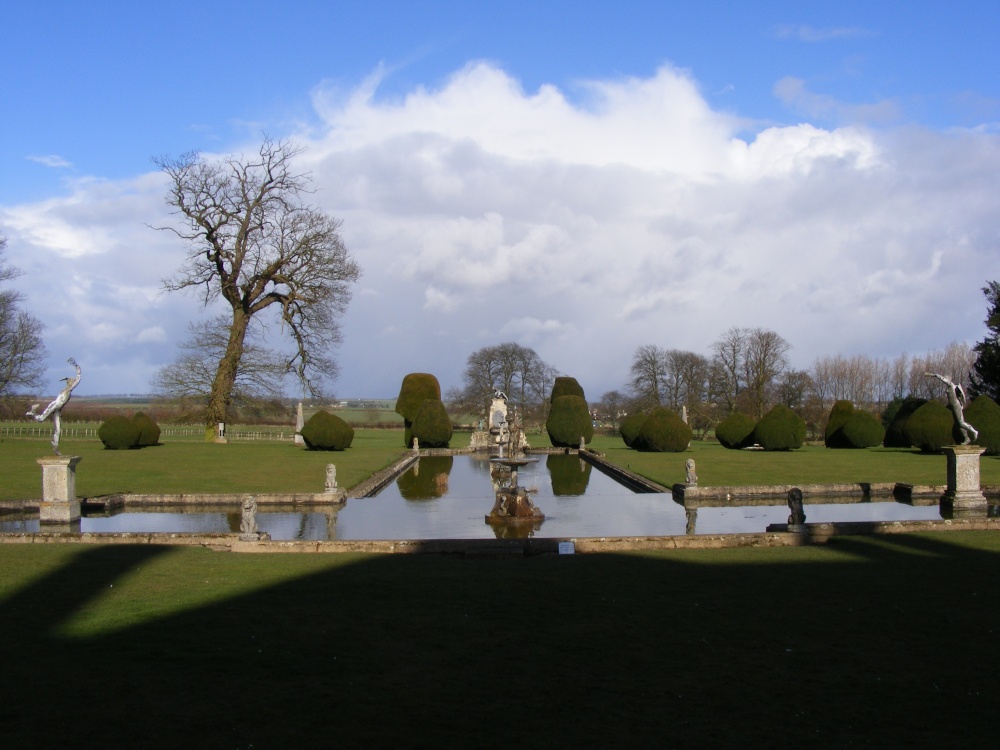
[152, 316, 293, 420]
[0, 234, 47, 399]
[456, 342, 555, 419]
[154, 138, 361, 434]
[628, 344, 668, 408]
[597, 390, 628, 430]
[710, 327, 748, 415]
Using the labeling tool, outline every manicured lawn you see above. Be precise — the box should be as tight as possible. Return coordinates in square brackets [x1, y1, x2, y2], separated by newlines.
[2, 534, 999, 748]
[589, 435, 1000, 488]
[0, 429, 407, 500]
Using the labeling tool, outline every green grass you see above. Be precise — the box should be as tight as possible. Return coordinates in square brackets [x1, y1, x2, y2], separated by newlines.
[2, 534, 999, 747]
[0, 429, 407, 500]
[589, 434, 1000, 488]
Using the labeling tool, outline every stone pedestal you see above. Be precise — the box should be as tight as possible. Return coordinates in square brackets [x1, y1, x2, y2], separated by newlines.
[941, 445, 987, 511]
[37, 456, 82, 524]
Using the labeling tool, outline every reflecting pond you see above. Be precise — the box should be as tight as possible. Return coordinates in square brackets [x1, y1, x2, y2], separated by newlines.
[0, 454, 977, 540]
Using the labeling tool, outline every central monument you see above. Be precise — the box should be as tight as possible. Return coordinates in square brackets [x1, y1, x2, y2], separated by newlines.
[485, 392, 544, 529]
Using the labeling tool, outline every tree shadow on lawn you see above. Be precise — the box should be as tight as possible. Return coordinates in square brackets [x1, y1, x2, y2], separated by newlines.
[1, 534, 998, 749]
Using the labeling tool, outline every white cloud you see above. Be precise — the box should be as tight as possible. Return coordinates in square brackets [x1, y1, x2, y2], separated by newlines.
[773, 25, 874, 42]
[27, 154, 73, 168]
[774, 76, 901, 125]
[4, 62, 999, 400]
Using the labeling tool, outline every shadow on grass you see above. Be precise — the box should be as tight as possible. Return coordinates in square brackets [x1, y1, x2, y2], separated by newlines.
[1, 535, 999, 749]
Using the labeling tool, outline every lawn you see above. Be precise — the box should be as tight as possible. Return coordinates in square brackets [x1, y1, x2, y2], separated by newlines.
[589, 435, 1000, 489]
[1, 533, 999, 748]
[0, 429, 407, 500]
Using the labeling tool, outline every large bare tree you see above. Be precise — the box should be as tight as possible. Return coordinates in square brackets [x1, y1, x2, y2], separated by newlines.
[452, 342, 556, 420]
[155, 139, 361, 434]
[0, 234, 47, 402]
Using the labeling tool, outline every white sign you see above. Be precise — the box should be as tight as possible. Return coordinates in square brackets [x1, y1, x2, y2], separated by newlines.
[558, 541, 576, 555]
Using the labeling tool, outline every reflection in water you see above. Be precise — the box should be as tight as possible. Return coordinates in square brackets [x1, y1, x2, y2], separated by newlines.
[1, 454, 985, 541]
[546, 454, 592, 496]
[395, 456, 454, 500]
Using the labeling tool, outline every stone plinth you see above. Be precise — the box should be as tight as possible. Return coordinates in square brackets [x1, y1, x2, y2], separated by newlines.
[37, 456, 82, 524]
[941, 445, 987, 510]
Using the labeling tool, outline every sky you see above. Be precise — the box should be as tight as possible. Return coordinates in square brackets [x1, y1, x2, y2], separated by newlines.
[2, 0, 999, 399]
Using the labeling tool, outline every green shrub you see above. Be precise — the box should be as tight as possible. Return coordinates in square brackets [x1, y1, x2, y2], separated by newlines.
[883, 397, 927, 447]
[546, 395, 594, 447]
[301, 411, 355, 451]
[550, 376, 586, 402]
[98, 415, 141, 450]
[410, 399, 453, 448]
[634, 407, 692, 452]
[840, 411, 886, 449]
[394, 373, 441, 424]
[967, 395, 1000, 455]
[824, 400, 855, 448]
[620, 411, 648, 448]
[131, 411, 161, 447]
[547, 454, 592, 496]
[715, 413, 756, 449]
[903, 401, 956, 453]
[752, 405, 806, 451]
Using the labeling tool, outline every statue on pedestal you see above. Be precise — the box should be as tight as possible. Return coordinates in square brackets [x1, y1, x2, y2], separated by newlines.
[26, 357, 81, 455]
[925, 373, 978, 444]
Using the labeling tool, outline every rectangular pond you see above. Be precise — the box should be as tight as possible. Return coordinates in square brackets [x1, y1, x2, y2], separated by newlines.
[0, 454, 971, 540]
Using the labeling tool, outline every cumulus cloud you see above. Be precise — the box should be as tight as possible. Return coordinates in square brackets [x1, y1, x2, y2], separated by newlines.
[3, 61, 999, 399]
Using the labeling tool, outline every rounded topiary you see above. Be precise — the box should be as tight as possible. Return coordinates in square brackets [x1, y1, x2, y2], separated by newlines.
[546, 395, 594, 448]
[301, 410, 355, 451]
[394, 373, 441, 424]
[634, 407, 692, 452]
[966, 395, 1000, 455]
[824, 400, 855, 448]
[840, 411, 886, 449]
[131, 411, 161, 447]
[410, 398, 453, 448]
[752, 405, 806, 451]
[715, 412, 756, 449]
[550, 376, 586, 402]
[903, 400, 955, 453]
[883, 397, 927, 448]
[396, 456, 454, 500]
[98, 415, 141, 450]
[547, 454, 593, 496]
[620, 411, 648, 448]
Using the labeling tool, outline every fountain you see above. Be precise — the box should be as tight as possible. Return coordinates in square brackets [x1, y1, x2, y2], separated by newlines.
[485, 393, 544, 531]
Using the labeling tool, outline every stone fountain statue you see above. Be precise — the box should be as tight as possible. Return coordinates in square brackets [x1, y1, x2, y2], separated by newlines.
[486, 403, 545, 530]
[925, 373, 978, 444]
[26, 357, 81, 455]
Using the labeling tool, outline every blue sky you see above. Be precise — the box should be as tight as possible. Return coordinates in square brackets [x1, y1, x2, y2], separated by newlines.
[2, 1, 999, 398]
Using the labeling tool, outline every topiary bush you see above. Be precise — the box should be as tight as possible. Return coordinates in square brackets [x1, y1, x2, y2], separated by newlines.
[715, 412, 756, 449]
[752, 405, 806, 451]
[620, 411, 648, 448]
[546, 395, 594, 448]
[883, 397, 927, 447]
[131, 411, 161, 447]
[903, 400, 955, 453]
[840, 411, 886, 449]
[550, 376, 586, 402]
[410, 398, 453, 448]
[395, 373, 441, 445]
[824, 400, 855, 448]
[634, 407, 692, 452]
[966, 395, 1000, 455]
[98, 415, 141, 450]
[301, 410, 355, 451]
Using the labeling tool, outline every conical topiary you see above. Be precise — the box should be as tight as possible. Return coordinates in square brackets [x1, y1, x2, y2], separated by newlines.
[395, 373, 442, 446]
[547, 395, 594, 447]
[410, 398, 453, 448]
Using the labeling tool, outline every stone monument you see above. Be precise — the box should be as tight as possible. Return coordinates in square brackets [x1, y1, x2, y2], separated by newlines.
[926, 373, 987, 512]
[486, 403, 544, 531]
[786, 487, 806, 530]
[294, 401, 305, 446]
[685, 459, 698, 487]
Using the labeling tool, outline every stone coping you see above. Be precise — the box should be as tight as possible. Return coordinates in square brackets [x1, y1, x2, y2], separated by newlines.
[3, 517, 999, 554]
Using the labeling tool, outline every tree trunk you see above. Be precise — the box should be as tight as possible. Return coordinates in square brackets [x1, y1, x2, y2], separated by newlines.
[205, 308, 250, 438]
